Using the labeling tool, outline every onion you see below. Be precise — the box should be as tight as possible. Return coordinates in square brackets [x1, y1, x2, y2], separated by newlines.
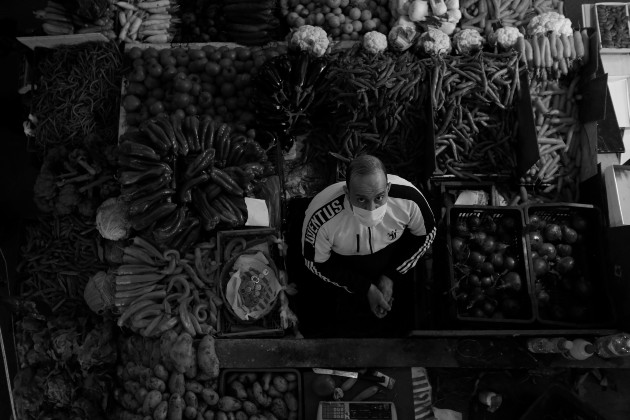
[498, 271, 522, 291]
[451, 236, 469, 262]
[557, 256, 575, 274]
[470, 231, 487, 247]
[543, 224, 562, 242]
[454, 219, 470, 237]
[503, 256, 516, 270]
[538, 243, 557, 260]
[467, 215, 482, 231]
[480, 262, 495, 276]
[481, 236, 496, 254]
[489, 252, 504, 269]
[561, 225, 578, 244]
[532, 257, 549, 278]
[528, 231, 543, 251]
[468, 251, 485, 268]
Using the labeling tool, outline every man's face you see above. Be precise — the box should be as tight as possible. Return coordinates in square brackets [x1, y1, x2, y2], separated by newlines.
[344, 171, 390, 211]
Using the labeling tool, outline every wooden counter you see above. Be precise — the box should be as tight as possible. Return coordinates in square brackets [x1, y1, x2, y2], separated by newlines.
[215, 337, 630, 369]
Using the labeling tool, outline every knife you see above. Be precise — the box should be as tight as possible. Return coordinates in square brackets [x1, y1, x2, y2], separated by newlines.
[312, 368, 385, 384]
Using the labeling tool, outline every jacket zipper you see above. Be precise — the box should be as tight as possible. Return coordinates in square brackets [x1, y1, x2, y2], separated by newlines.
[356, 234, 360, 253]
[368, 227, 374, 254]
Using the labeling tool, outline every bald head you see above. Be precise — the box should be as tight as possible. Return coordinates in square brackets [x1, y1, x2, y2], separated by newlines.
[345, 155, 387, 186]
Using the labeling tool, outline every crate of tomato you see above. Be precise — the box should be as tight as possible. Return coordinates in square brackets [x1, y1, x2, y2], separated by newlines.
[446, 206, 535, 325]
[524, 203, 615, 328]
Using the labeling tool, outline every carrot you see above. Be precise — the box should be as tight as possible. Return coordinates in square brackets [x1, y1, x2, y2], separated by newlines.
[532, 35, 541, 68]
[145, 34, 172, 43]
[568, 35, 576, 60]
[574, 30, 584, 58]
[128, 15, 143, 36]
[555, 36, 564, 63]
[543, 35, 552, 68]
[516, 37, 526, 65]
[581, 30, 590, 64]
[524, 38, 533, 67]
[559, 57, 568, 75]
[118, 16, 133, 40]
[137, 0, 171, 9]
[561, 34, 571, 59]
[549, 32, 558, 60]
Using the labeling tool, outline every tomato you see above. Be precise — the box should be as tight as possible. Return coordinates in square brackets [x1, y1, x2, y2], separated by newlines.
[235, 47, 251, 61]
[234, 73, 251, 89]
[218, 58, 233, 69]
[175, 53, 190, 66]
[214, 75, 225, 86]
[122, 95, 141, 112]
[213, 97, 224, 107]
[201, 45, 216, 55]
[221, 67, 237, 82]
[150, 87, 165, 100]
[174, 78, 192, 93]
[127, 46, 143, 60]
[205, 62, 221, 76]
[161, 65, 178, 81]
[173, 108, 186, 120]
[225, 97, 239, 111]
[126, 112, 141, 126]
[144, 57, 159, 67]
[234, 61, 245, 73]
[206, 84, 217, 96]
[144, 96, 158, 108]
[149, 101, 164, 115]
[189, 58, 208, 73]
[221, 49, 237, 61]
[243, 60, 254, 73]
[218, 46, 230, 55]
[236, 95, 248, 108]
[142, 47, 159, 59]
[189, 74, 201, 84]
[160, 54, 177, 67]
[172, 92, 192, 109]
[174, 71, 188, 81]
[147, 62, 163, 78]
[129, 67, 146, 83]
[208, 51, 222, 62]
[132, 58, 144, 68]
[220, 83, 236, 98]
[253, 56, 266, 68]
[127, 82, 147, 97]
[190, 83, 201, 97]
[188, 49, 206, 60]
[185, 104, 199, 115]
[198, 91, 213, 108]
[144, 75, 160, 90]
[200, 73, 212, 83]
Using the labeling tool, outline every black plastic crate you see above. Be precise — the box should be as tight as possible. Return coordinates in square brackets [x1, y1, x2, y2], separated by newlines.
[519, 384, 607, 420]
[524, 203, 615, 328]
[446, 206, 534, 325]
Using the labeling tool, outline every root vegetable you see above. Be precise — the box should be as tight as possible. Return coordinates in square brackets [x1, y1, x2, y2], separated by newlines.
[197, 335, 220, 379]
[169, 372, 186, 396]
[170, 332, 194, 373]
[218, 396, 242, 412]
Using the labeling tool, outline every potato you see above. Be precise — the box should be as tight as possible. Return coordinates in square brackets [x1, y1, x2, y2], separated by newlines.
[218, 396, 242, 412]
[287, 412, 298, 420]
[226, 413, 236, 420]
[267, 386, 282, 398]
[203, 410, 216, 420]
[136, 387, 149, 404]
[125, 380, 141, 395]
[270, 398, 288, 420]
[261, 373, 272, 391]
[263, 411, 279, 420]
[153, 401, 168, 420]
[143, 416, 153, 420]
[238, 373, 257, 385]
[196, 413, 205, 420]
[163, 392, 171, 401]
[216, 412, 228, 420]
[184, 406, 198, 419]
[168, 393, 185, 420]
[169, 372, 186, 396]
[160, 330, 178, 370]
[283, 393, 297, 413]
[198, 401, 208, 414]
[235, 412, 248, 420]
[197, 335, 220, 379]
[229, 381, 248, 400]
[184, 391, 198, 409]
[170, 333, 194, 374]
[242, 401, 258, 416]
[252, 382, 269, 407]
[147, 377, 167, 393]
[143, 390, 163, 415]
[154, 364, 170, 382]
[185, 346, 198, 379]
[272, 376, 288, 394]
[201, 388, 220, 406]
[286, 381, 297, 392]
[122, 392, 140, 411]
[283, 373, 297, 383]
[185, 380, 204, 394]
[226, 373, 240, 384]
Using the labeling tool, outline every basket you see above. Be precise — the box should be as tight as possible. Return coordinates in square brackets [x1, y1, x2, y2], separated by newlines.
[218, 249, 281, 325]
[524, 203, 615, 328]
[446, 206, 534, 326]
[519, 384, 607, 420]
[219, 369, 303, 420]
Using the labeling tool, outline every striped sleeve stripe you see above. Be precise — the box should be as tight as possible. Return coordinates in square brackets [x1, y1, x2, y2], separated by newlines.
[397, 226, 437, 274]
[304, 259, 352, 293]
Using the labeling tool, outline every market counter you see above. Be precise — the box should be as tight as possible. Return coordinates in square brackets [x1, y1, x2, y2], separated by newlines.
[215, 338, 630, 369]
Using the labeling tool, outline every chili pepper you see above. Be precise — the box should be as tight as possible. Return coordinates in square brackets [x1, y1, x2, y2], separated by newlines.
[185, 148, 215, 179]
[179, 297, 196, 336]
[210, 167, 244, 196]
[141, 121, 171, 153]
[176, 223, 201, 256]
[128, 188, 175, 216]
[171, 115, 189, 156]
[154, 207, 187, 243]
[153, 117, 178, 155]
[184, 116, 201, 152]
[178, 172, 210, 203]
[118, 166, 169, 186]
[193, 189, 220, 232]
[131, 202, 177, 231]
[119, 141, 160, 160]
[197, 116, 212, 151]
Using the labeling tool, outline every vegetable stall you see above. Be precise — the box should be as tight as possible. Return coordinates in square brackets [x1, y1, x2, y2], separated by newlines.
[4, 0, 630, 419]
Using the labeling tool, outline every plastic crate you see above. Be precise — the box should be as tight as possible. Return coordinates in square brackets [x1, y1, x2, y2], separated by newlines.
[219, 368, 303, 420]
[524, 203, 615, 328]
[519, 384, 607, 420]
[446, 206, 534, 325]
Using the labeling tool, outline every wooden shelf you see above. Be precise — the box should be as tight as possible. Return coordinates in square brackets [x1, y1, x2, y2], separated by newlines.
[215, 338, 630, 369]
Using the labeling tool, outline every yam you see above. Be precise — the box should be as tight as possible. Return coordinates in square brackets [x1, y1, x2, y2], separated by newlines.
[238, 373, 257, 384]
[153, 400, 169, 420]
[197, 335, 220, 379]
[185, 380, 204, 394]
[203, 411, 216, 420]
[242, 400, 258, 415]
[143, 389, 163, 414]
[147, 377, 166, 392]
[185, 345, 198, 379]
[154, 364, 169, 381]
[284, 392, 298, 413]
[235, 411, 248, 420]
[267, 385, 282, 398]
[201, 388, 220, 406]
[160, 330, 179, 370]
[216, 412, 228, 420]
[272, 376, 288, 393]
[136, 387, 149, 404]
[184, 406, 198, 419]
[169, 372, 186, 396]
[283, 373, 297, 382]
[170, 332, 194, 374]
[270, 398, 288, 420]
[185, 391, 199, 409]
[229, 381, 248, 400]
[168, 393, 185, 420]
[125, 381, 142, 395]
[217, 396, 242, 412]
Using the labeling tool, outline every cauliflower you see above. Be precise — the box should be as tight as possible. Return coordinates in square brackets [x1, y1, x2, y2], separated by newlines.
[363, 31, 388, 53]
[289, 25, 330, 57]
[528, 12, 572, 37]
[388, 16, 417, 51]
[417, 27, 452, 55]
[496, 26, 523, 49]
[408, 0, 430, 22]
[54, 184, 80, 216]
[453, 29, 485, 54]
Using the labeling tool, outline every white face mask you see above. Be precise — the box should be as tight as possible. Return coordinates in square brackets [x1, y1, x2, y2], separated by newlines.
[352, 203, 388, 227]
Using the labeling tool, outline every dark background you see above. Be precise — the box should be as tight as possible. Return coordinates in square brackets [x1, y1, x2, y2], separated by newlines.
[0, 0, 596, 418]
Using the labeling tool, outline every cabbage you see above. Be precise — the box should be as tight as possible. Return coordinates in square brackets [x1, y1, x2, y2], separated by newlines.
[96, 197, 130, 241]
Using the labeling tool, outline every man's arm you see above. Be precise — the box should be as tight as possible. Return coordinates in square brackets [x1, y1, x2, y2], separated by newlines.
[382, 184, 437, 282]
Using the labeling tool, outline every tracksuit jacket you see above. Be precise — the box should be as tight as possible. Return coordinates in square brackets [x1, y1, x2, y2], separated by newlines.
[301, 174, 436, 294]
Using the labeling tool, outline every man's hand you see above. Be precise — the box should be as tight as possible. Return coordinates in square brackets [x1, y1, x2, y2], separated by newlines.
[377, 275, 394, 304]
[367, 284, 391, 319]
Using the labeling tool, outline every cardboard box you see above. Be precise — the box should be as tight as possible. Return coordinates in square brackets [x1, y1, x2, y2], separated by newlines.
[604, 164, 630, 226]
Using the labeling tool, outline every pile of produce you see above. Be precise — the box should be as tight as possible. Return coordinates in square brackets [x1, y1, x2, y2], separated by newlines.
[524, 28, 590, 80]
[283, 0, 390, 40]
[121, 44, 288, 130]
[521, 76, 582, 202]
[13, 315, 117, 420]
[175, 0, 219, 42]
[526, 209, 606, 324]
[114, 0, 182, 43]
[29, 41, 125, 152]
[110, 115, 274, 250]
[449, 209, 532, 321]
[112, 333, 221, 419]
[33, 143, 119, 219]
[17, 215, 109, 315]
[596, 3, 630, 49]
[34, 0, 117, 37]
[431, 51, 524, 179]
[459, 0, 564, 32]
[217, 0, 284, 45]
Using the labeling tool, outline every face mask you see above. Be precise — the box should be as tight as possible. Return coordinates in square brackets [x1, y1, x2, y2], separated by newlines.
[352, 203, 388, 227]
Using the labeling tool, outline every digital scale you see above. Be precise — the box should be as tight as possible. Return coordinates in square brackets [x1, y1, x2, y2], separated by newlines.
[317, 401, 397, 420]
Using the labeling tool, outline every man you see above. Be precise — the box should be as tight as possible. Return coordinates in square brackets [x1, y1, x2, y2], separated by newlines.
[300, 155, 436, 336]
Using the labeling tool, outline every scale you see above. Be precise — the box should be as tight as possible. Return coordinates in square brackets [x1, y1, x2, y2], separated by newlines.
[316, 401, 398, 420]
